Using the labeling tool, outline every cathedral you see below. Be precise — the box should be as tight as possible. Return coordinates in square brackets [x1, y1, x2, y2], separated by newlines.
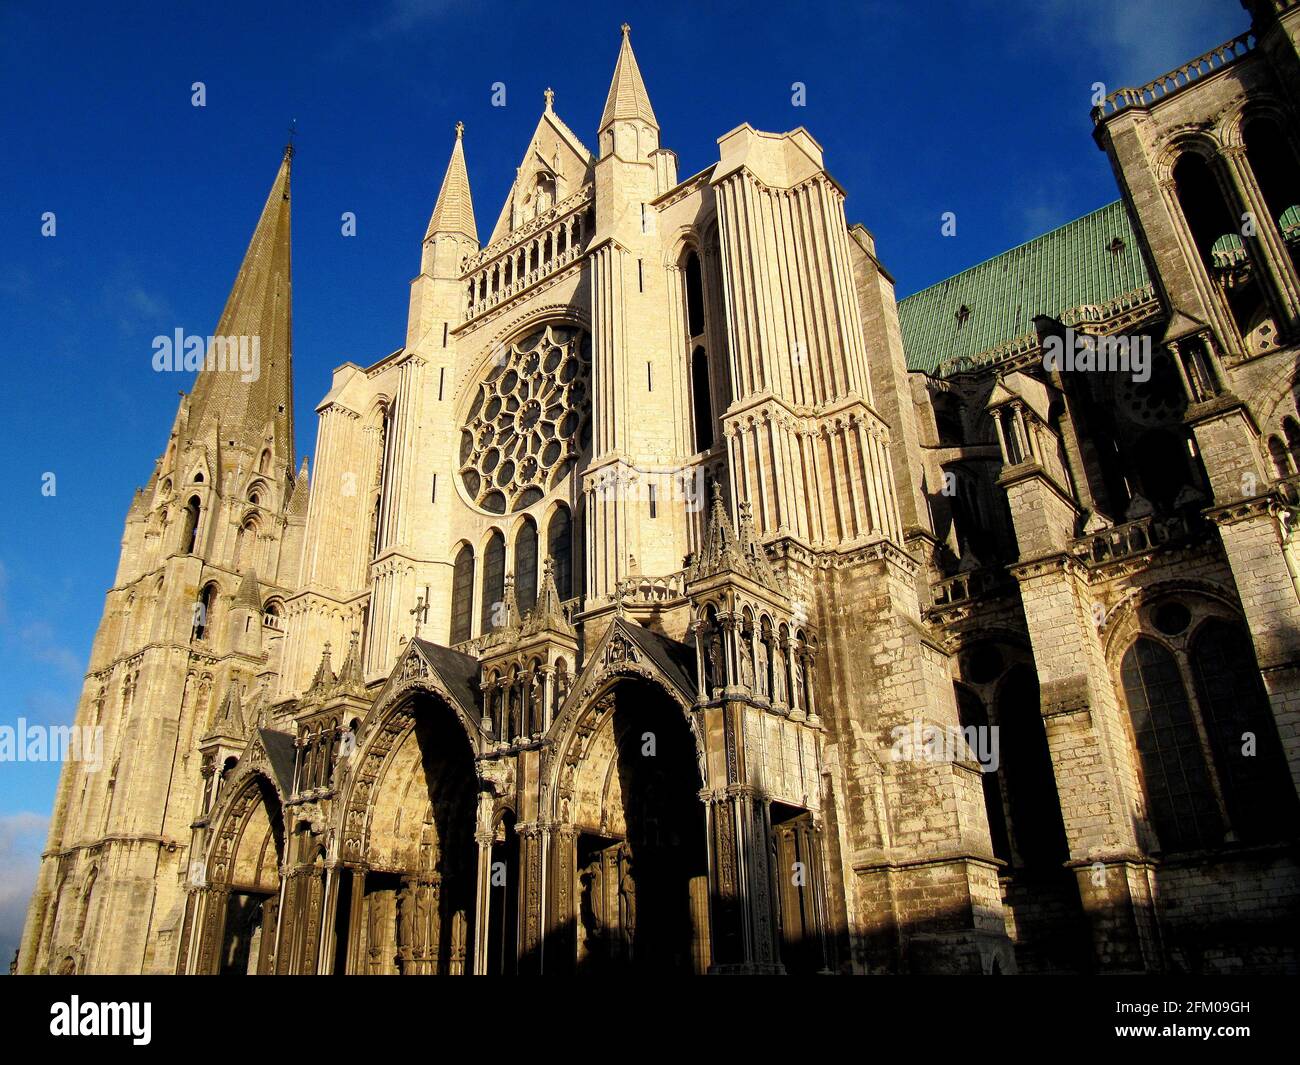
[18, 6, 1300, 976]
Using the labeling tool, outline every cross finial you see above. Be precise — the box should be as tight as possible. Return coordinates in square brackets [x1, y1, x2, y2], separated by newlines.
[621, 22, 631, 38]
[454, 120, 464, 139]
[543, 87, 554, 111]
[409, 594, 427, 638]
[285, 117, 297, 159]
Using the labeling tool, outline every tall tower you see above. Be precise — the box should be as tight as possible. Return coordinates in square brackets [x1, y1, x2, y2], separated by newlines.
[18, 147, 305, 975]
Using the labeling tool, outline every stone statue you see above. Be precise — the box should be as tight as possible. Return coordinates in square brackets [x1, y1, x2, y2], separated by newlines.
[529, 672, 544, 735]
[756, 638, 770, 698]
[449, 911, 467, 976]
[706, 629, 724, 692]
[397, 882, 416, 956]
[618, 858, 637, 945]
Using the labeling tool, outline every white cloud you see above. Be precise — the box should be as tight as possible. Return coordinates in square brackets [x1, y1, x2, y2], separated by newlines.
[1032, 0, 1248, 90]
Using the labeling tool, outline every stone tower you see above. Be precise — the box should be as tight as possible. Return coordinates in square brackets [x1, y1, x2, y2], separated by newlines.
[18, 147, 306, 975]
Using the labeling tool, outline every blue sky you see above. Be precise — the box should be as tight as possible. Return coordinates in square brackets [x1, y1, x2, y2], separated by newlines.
[0, 0, 1245, 964]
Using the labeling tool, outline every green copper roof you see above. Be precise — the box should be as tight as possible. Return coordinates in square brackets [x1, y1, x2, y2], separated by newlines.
[897, 200, 1151, 376]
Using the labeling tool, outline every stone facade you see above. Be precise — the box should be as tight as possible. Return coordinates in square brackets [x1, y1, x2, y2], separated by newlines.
[18, 7, 1300, 975]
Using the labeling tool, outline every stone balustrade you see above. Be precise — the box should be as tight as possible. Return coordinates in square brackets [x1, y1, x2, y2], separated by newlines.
[1091, 32, 1255, 123]
[462, 187, 593, 321]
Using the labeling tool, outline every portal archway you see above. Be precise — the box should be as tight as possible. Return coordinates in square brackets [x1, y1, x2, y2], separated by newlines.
[351, 692, 480, 975]
[565, 677, 709, 974]
[203, 772, 285, 976]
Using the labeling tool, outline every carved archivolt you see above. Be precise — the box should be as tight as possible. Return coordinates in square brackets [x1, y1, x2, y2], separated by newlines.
[338, 677, 487, 865]
[546, 639, 705, 821]
[205, 768, 283, 889]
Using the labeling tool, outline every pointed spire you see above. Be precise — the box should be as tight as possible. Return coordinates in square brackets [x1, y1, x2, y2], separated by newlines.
[286, 456, 310, 518]
[687, 482, 779, 590]
[213, 680, 244, 735]
[425, 122, 478, 243]
[235, 569, 261, 611]
[599, 23, 659, 135]
[525, 559, 575, 637]
[304, 641, 336, 703]
[335, 630, 366, 697]
[186, 146, 294, 456]
[736, 501, 779, 588]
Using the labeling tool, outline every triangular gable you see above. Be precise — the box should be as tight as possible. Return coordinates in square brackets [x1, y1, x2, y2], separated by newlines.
[985, 379, 1016, 409]
[1002, 370, 1053, 423]
[372, 637, 483, 725]
[1162, 308, 1208, 344]
[489, 108, 595, 245]
[231, 725, 296, 799]
[562, 616, 698, 716]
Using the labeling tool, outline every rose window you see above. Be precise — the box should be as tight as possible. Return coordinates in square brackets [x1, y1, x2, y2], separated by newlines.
[459, 324, 592, 513]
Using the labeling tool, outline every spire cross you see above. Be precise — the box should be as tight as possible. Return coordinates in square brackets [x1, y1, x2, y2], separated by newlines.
[454, 120, 464, 139]
[409, 594, 427, 638]
[285, 118, 297, 158]
[543, 87, 554, 111]
[621, 22, 630, 37]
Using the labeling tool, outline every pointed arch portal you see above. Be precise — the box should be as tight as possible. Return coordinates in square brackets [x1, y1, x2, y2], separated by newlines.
[567, 677, 710, 973]
[345, 692, 480, 975]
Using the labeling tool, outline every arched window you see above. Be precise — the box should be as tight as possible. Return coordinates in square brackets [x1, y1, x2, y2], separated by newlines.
[955, 685, 1011, 864]
[1243, 115, 1300, 271]
[514, 520, 538, 614]
[1189, 620, 1298, 842]
[233, 518, 257, 573]
[997, 665, 1069, 868]
[1120, 637, 1223, 852]
[685, 251, 705, 339]
[1282, 416, 1300, 471]
[682, 249, 714, 454]
[547, 506, 573, 600]
[691, 346, 713, 453]
[481, 530, 506, 634]
[1173, 151, 1268, 342]
[451, 544, 474, 643]
[193, 583, 217, 641]
[372, 403, 393, 555]
[181, 496, 201, 555]
[1174, 152, 1241, 268]
[1268, 435, 1293, 479]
